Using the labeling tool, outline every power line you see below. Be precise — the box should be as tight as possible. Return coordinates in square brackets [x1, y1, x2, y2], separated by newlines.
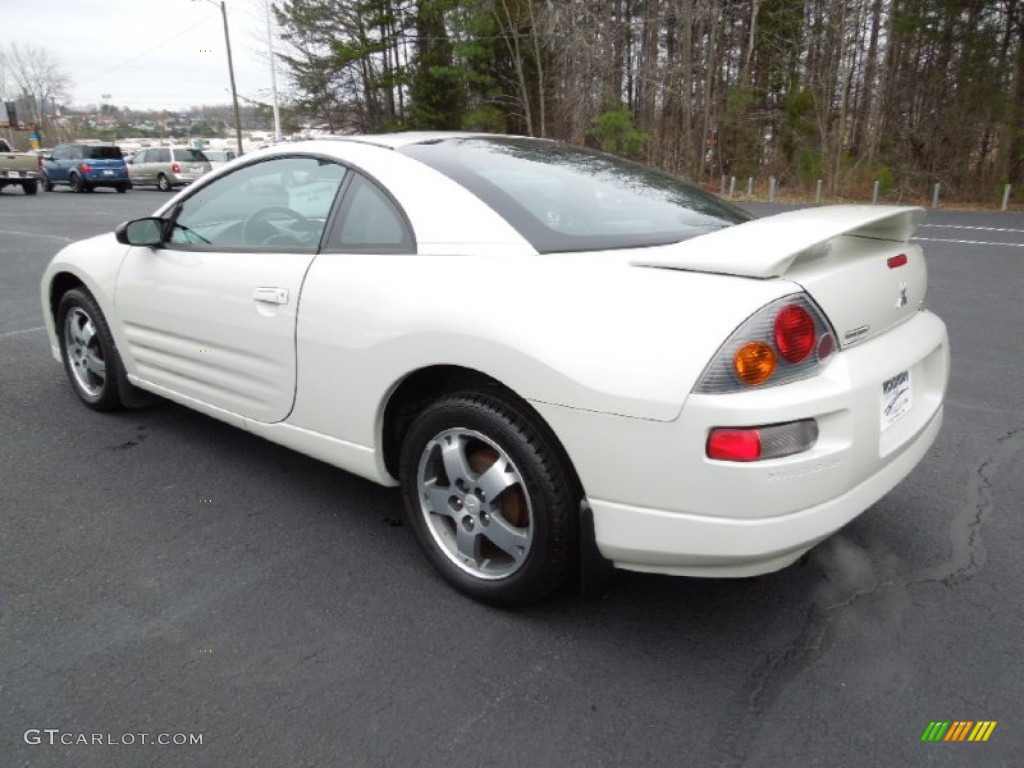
[74, 14, 218, 87]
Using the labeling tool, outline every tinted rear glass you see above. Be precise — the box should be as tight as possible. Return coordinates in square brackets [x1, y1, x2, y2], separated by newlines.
[174, 148, 209, 162]
[398, 137, 750, 253]
[85, 146, 123, 160]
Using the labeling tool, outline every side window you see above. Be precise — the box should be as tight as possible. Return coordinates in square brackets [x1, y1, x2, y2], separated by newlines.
[134, 150, 147, 163]
[155, 148, 171, 163]
[327, 173, 414, 253]
[168, 155, 346, 249]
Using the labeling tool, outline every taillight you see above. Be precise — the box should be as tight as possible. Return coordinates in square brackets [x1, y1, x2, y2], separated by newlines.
[80, 163, 91, 174]
[695, 293, 837, 393]
[37, 155, 43, 171]
[707, 420, 819, 462]
[172, 162, 181, 174]
[773, 304, 816, 363]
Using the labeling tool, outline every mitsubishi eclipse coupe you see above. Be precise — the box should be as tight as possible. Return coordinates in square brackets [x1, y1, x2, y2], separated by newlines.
[40, 133, 949, 605]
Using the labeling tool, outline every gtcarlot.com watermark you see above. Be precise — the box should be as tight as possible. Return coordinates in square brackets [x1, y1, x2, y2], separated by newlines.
[24, 729, 203, 746]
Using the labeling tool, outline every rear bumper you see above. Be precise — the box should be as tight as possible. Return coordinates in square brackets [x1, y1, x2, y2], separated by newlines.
[589, 406, 942, 576]
[83, 172, 130, 186]
[0, 170, 42, 182]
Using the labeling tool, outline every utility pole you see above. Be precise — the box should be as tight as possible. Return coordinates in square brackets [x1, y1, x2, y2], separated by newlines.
[266, 0, 281, 142]
[195, 0, 244, 155]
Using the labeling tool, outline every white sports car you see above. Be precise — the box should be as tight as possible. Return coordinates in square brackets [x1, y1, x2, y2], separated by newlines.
[40, 133, 949, 605]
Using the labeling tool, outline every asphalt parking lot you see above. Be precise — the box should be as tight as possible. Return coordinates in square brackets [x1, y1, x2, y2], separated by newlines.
[2, 186, 1022, 767]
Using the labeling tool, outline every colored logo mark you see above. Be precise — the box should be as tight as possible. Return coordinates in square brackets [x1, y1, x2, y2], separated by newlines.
[921, 721, 997, 742]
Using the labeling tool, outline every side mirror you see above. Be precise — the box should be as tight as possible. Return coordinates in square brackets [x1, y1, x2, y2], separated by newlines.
[116, 217, 165, 246]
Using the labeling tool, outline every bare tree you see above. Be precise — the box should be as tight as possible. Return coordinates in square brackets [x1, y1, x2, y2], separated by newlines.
[4, 43, 71, 124]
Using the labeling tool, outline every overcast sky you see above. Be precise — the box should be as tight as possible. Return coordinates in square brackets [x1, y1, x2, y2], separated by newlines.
[2, 0, 285, 111]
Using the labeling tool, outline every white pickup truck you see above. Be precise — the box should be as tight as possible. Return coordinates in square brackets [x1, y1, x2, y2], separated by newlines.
[0, 138, 43, 195]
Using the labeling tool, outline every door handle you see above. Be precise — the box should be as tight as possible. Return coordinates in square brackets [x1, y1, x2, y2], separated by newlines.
[252, 287, 288, 305]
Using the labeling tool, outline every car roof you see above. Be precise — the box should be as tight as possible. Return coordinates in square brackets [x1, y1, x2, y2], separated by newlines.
[321, 131, 508, 149]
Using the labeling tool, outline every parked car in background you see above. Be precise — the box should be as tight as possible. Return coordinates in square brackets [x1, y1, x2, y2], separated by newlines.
[128, 146, 212, 191]
[43, 143, 131, 193]
[201, 149, 238, 170]
[0, 138, 45, 195]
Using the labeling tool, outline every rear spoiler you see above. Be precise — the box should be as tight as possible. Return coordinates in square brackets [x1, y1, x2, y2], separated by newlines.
[632, 205, 926, 279]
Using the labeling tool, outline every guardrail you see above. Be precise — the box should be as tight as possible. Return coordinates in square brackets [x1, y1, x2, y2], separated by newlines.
[717, 175, 1017, 211]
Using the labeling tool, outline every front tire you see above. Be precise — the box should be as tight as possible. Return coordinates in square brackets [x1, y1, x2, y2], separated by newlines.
[156, 173, 171, 192]
[399, 391, 578, 606]
[57, 288, 124, 411]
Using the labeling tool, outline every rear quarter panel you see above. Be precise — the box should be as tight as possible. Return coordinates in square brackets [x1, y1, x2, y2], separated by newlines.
[288, 250, 794, 450]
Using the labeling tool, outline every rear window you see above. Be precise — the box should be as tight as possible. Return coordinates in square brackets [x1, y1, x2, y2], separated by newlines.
[85, 146, 123, 160]
[398, 137, 750, 253]
[174, 148, 209, 162]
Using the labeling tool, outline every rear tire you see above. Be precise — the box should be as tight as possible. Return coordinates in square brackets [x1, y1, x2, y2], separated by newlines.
[69, 173, 86, 193]
[116, 183, 129, 194]
[399, 391, 578, 606]
[157, 173, 171, 192]
[57, 288, 125, 412]
[43, 175, 54, 192]
[23, 180, 38, 195]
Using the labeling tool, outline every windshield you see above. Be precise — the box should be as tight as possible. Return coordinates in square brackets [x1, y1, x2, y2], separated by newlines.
[399, 137, 750, 253]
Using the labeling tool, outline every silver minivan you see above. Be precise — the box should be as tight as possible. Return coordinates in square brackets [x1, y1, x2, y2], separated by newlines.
[128, 146, 212, 191]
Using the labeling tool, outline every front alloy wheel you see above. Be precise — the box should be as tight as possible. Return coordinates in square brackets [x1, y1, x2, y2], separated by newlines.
[57, 288, 123, 411]
[400, 392, 578, 605]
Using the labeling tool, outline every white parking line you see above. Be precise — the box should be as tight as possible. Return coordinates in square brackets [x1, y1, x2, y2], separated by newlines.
[913, 237, 1024, 248]
[0, 326, 45, 339]
[0, 228, 74, 243]
[921, 224, 1024, 234]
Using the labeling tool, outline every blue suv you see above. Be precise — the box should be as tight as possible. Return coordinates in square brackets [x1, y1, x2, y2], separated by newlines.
[43, 143, 132, 193]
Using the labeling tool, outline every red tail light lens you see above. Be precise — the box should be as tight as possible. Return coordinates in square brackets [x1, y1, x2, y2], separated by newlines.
[80, 163, 92, 174]
[707, 429, 762, 461]
[774, 304, 815, 363]
[172, 162, 181, 174]
[37, 154, 43, 171]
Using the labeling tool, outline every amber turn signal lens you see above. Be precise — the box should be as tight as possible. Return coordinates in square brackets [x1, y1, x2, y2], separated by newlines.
[733, 341, 777, 385]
